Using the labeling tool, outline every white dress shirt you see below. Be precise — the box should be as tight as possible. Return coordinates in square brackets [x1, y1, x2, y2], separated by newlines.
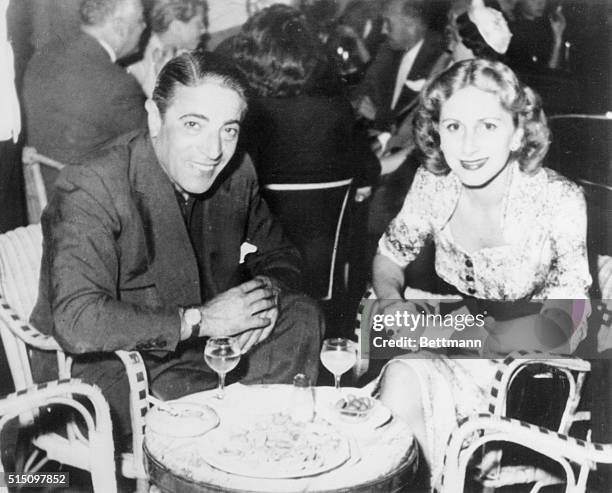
[391, 39, 423, 110]
[96, 36, 117, 63]
[0, 0, 20, 142]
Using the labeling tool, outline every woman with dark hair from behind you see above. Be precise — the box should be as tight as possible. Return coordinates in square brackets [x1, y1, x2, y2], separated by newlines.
[227, 4, 380, 298]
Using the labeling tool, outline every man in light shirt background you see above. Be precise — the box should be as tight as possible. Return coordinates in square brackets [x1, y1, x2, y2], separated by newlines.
[355, 0, 444, 137]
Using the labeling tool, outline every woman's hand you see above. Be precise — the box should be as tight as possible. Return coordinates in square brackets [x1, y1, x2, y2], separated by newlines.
[354, 186, 372, 202]
[548, 6, 566, 69]
[549, 6, 567, 42]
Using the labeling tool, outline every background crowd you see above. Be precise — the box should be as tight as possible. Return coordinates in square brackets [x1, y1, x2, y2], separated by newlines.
[0, 0, 611, 491]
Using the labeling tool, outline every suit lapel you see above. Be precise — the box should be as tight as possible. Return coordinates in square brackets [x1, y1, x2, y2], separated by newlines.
[131, 134, 201, 306]
[380, 47, 405, 114]
[394, 31, 444, 115]
[78, 32, 115, 66]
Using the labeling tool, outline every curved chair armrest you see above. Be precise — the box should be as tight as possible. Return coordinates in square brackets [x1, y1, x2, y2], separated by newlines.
[0, 379, 117, 493]
[487, 351, 591, 431]
[22, 146, 66, 171]
[353, 288, 377, 379]
[440, 413, 612, 493]
[0, 294, 62, 352]
[115, 350, 149, 482]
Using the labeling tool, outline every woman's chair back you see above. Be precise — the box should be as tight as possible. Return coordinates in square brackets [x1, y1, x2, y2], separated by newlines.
[262, 179, 353, 301]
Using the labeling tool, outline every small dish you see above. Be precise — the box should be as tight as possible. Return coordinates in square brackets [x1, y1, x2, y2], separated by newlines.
[334, 395, 376, 423]
[146, 401, 219, 438]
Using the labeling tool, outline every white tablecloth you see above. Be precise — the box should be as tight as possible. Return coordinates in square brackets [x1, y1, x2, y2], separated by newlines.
[145, 384, 417, 492]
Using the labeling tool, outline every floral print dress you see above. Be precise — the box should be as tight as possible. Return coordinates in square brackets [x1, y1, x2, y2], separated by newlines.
[374, 162, 591, 487]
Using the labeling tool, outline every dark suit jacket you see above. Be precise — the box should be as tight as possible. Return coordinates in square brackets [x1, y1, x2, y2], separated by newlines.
[241, 94, 380, 186]
[23, 33, 146, 188]
[30, 131, 302, 355]
[357, 30, 445, 130]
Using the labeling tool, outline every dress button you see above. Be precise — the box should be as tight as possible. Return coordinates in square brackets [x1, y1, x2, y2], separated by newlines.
[466, 275, 474, 282]
[467, 287, 476, 295]
[465, 258, 473, 268]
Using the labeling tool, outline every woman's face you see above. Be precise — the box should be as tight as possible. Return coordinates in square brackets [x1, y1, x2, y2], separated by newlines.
[172, 6, 207, 50]
[439, 86, 523, 188]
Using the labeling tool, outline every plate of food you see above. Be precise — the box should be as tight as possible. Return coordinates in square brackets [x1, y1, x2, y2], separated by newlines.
[146, 401, 219, 438]
[198, 413, 350, 478]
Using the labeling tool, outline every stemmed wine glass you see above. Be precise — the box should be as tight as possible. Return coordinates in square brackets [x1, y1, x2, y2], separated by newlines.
[320, 338, 357, 393]
[204, 337, 241, 399]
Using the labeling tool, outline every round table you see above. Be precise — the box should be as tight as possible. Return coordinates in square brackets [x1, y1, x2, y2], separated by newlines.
[145, 384, 418, 493]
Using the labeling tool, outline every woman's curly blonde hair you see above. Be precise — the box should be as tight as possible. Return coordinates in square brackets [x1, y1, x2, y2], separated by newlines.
[414, 58, 550, 175]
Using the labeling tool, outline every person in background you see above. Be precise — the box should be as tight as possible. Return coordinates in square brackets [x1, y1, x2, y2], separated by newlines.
[354, 0, 445, 137]
[326, 0, 384, 86]
[0, 0, 26, 232]
[507, 0, 566, 70]
[23, 0, 147, 193]
[227, 4, 380, 299]
[369, 58, 590, 488]
[128, 0, 208, 97]
[30, 51, 324, 444]
[447, 0, 512, 63]
[496, 0, 517, 20]
[204, 0, 296, 50]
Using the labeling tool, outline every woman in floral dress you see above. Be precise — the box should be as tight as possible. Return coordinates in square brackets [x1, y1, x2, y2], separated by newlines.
[370, 58, 591, 488]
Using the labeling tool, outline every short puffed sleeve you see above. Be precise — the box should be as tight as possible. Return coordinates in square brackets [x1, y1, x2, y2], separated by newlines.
[377, 167, 441, 268]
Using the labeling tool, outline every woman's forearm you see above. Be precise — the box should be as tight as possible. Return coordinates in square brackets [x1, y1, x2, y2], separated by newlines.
[486, 312, 573, 354]
[548, 40, 563, 69]
[372, 253, 405, 299]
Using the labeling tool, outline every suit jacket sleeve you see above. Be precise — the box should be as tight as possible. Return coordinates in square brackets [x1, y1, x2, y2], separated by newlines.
[39, 165, 180, 354]
[100, 72, 146, 139]
[241, 160, 304, 291]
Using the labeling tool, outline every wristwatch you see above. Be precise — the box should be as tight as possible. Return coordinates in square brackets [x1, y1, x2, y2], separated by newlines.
[183, 307, 202, 340]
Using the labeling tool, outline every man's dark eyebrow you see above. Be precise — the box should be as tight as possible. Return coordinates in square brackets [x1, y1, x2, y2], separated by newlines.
[179, 113, 208, 120]
[179, 114, 241, 126]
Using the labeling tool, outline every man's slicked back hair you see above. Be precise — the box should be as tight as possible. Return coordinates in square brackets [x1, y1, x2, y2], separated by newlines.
[152, 50, 249, 117]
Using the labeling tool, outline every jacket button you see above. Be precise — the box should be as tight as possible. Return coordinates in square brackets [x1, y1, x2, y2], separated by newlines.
[465, 259, 473, 268]
[467, 287, 476, 295]
[466, 275, 474, 282]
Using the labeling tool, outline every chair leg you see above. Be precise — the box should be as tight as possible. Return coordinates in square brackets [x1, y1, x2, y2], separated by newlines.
[135, 477, 149, 493]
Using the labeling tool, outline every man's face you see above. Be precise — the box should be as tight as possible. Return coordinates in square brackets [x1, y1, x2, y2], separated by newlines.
[147, 81, 246, 195]
[115, 0, 146, 58]
[382, 1, 424, 51]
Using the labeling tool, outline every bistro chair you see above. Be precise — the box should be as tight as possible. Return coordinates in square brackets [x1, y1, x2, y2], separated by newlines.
[0, 378, 117, 493]
[262, 179, 354, 301]
[437, 351, 595, 492]
[440, 413, 612, 492]
[547, 114, 612, 184]
[0, 224, 151, 492]
[21, 146, 65, 224]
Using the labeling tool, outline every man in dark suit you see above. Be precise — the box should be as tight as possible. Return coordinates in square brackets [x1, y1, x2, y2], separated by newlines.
[23, 0, 147, 192]
[355, 0, 444, 134]
[30, 51, 324, 440]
